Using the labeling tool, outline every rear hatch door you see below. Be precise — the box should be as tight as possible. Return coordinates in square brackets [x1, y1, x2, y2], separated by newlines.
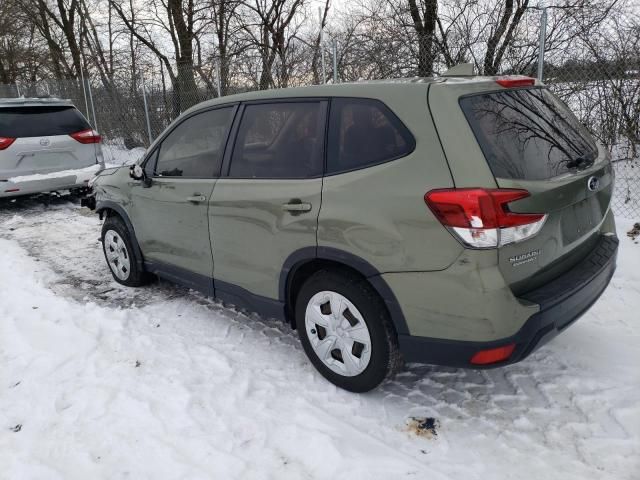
[0, 105, 97, 179]
[460, 87, 613, 295]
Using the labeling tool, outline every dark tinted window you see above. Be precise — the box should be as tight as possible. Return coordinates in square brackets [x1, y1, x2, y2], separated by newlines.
[327, 98, 414, 173]
[0, 106, 90, 137]
[155, 107, 233, 178]
[229, 102, 324, 178]
[460, 88, 598, 180]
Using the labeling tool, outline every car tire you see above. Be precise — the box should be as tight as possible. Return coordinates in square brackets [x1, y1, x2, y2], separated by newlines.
[296, 269, 401, 392]
[101, 214, 150, 287]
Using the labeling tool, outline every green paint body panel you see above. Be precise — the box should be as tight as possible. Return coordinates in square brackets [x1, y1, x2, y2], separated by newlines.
[209, 178, 322, 299]
[90, 76, 617, 350]
[317, 85, 460, 273]
[129, 178, 216, 279]
[380, 249, 538, 341]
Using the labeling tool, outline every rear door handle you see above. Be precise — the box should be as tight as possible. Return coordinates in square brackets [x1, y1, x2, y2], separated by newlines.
[282, 201, 312, 213]
[186, 194, 207, 203]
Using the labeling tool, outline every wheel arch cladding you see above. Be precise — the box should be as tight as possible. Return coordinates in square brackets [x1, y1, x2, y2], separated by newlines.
[280, 247, 409, 335]
[96, 201, 145, 269]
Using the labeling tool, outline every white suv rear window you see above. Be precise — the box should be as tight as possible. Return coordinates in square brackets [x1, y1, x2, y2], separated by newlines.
[0, 106, 90, 138]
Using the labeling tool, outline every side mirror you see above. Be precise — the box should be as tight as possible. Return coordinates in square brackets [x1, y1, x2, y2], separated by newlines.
[129, 164, 145, 180]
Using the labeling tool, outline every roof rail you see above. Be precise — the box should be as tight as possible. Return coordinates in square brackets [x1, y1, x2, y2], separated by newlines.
[441, 63, 475, 77]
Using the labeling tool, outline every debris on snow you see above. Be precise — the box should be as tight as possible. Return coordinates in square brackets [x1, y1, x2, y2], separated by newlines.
[406, 417, 439, 439]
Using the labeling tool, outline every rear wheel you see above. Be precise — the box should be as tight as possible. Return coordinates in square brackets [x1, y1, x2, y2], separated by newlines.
[296, 269, 400, 392]
[101, 215, 149, 287]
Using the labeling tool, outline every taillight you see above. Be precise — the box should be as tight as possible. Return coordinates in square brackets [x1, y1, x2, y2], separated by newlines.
[495, 76, 535, 88]
[70, 129, 101, 144]
[0, 137, 16, 150]
[424, 188, 547, 248]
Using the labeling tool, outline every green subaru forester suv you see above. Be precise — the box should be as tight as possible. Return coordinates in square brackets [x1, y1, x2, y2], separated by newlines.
[86, 75, 618, 392]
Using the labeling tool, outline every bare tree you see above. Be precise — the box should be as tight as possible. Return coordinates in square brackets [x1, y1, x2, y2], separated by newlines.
[407, 0, 438, 76]
[109, 0, 206, 113]
[209, 0, 246, 95]
[483, 0, 529, 75]
[241, 0, 306, 90]
[311, 0, 330, 84]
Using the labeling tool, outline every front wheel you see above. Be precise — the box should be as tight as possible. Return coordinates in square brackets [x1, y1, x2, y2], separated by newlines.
[101, 215, 149, 287]
[296, 269, 400, 392]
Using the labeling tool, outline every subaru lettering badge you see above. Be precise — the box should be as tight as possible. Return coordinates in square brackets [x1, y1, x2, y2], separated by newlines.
[587, 176, 599, 192]
[39, 138, 50, 147]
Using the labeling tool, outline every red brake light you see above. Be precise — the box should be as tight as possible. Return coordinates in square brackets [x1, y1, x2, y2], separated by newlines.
[470, 344, 516, 365]
[70, 129, 101, 144]
[496, 76, 535, 88]
[0, 137, 16, 150]
[424, 188, 546, 248]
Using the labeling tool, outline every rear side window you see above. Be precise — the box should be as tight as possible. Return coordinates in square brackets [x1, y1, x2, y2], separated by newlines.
[0, 106, 90, 137]
[460, 88, 598, 181]
[327, 98, 414, 174]
[155, 107, 233, 178]
[229, 102, 325, 179]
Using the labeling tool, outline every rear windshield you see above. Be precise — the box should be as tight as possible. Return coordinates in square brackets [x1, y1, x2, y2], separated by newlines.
[0, 106, 90, 138]
[460, 88, 597, 180]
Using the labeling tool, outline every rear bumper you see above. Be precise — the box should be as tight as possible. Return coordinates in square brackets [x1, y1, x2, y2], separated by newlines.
[0, 165, 99, 198]
[398, 235, 619, 367]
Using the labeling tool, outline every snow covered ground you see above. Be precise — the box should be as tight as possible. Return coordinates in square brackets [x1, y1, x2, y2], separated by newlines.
[101, 144, 146, 167]
[0, 196, 638, 480]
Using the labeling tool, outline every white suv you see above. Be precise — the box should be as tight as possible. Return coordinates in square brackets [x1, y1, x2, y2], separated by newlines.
[0, 97, 104, 198]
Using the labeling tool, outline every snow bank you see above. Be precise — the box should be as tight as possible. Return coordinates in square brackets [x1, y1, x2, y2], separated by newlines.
[102, 144, 146, 166]
[0, 237, 441, 479]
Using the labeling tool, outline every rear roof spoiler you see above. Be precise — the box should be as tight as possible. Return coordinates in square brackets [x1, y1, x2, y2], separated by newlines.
[441, 63, 475, 77]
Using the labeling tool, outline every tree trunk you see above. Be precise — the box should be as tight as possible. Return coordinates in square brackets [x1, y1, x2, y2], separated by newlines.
[408, 0, 438, 77]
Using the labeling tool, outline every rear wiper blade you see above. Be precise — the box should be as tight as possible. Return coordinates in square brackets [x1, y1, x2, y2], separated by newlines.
[566, 155, 592, 170]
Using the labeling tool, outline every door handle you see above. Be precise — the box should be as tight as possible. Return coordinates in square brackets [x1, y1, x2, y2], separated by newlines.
[282, 200, 312, 213]
[186, 194, 207, 203]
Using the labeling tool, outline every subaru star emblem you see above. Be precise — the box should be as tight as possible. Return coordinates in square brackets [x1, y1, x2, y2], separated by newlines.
[587, 176, 600, 192]
[39, 138, 50, 146]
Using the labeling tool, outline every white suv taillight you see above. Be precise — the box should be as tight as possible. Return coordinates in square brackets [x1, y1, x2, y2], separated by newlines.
[0, 137, 16, 150]
[70, 129, 101, 144]
[424, 188, 547, 248]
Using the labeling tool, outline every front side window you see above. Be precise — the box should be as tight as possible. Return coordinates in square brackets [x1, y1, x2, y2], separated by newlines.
[155, 107, 234, 178]
[327, 98, 415, 174]
[229, 102, 325, 179]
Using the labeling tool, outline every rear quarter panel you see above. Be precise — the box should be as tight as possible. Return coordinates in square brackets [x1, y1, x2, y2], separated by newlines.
[318, 85, 462, 273]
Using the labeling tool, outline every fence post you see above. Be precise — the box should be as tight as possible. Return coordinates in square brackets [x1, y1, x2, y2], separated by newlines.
[215, 61, 222, 97]
[80, 66, 90, 119]
[537, 7, 548, 81]
[86, 78, 98, 131]
[332, 40, 338, 84]
[319, 7, 327, 84]
[140, 74, 153, 146]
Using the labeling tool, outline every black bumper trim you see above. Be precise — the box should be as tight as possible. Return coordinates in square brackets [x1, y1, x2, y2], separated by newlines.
[398, 235, 619, 368]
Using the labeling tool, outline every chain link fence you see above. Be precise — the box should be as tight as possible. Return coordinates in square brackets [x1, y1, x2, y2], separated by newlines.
[1, 38, 638, 219]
